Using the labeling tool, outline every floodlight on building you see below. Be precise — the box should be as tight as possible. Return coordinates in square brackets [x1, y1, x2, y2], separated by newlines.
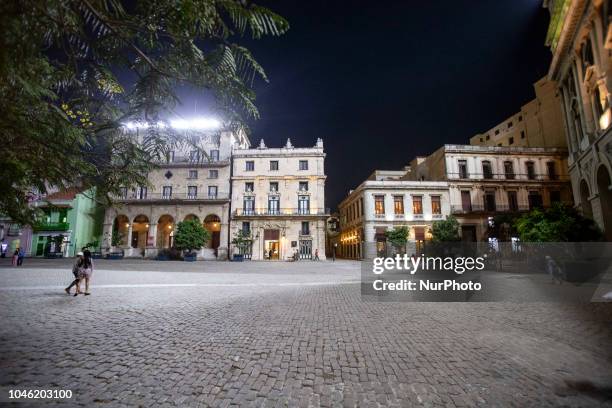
[170, 117, 221, 130]
[124, 117, 221, 131]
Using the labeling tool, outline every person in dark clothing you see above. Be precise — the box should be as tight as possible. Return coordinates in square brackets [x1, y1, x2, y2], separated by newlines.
[17, 248, 24, 266]
[65, 252, 83, 295]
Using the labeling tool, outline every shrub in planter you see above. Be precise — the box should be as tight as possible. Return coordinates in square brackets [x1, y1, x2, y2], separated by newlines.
[156, 248, 183, 261]
[231, 230, 252, 261]
[174, 219, 211, 260]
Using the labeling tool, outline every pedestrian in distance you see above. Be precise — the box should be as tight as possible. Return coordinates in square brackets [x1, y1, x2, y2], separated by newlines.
[65, 252, 84, 295]
[17, 247, 25, 266]
[314, 248, 319, 261]
[332, 243, 337, 262]
[12, 248, 19, 266]
[545, 255, 564, 284]
[0, 239, 7, 258]
[75, 249, 94, 296]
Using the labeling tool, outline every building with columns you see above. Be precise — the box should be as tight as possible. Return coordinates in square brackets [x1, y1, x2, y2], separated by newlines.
[102, 127, 249, 259]
[337, 168, 451, 259]
[544, 0, 612, 239]
[229, 138, 327, 260]
[407, 144, 574, 241]
[469, 77, 568, 149]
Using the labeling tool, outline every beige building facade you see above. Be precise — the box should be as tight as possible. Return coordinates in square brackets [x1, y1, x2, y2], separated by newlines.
[102, 128, 249, 259]
[470, 78, 568, 149]
[337, 168, 451, 259]
[230, 138, 328, 260]
[408, 145, 574, 241]
[544, 0, 612, 239]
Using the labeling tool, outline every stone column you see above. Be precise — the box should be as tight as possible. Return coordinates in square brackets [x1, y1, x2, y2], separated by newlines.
[145, 223, 158, 258]
[102, 223, 113, 254]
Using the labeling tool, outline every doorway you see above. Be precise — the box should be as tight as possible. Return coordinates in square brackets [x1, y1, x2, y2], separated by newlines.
[461, 225, 477, 242]
[263, 229, 280, 260]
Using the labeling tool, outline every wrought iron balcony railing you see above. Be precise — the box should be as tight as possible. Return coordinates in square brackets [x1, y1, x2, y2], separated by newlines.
[116, 193, 229, 202]
[233, 208, 330, 216]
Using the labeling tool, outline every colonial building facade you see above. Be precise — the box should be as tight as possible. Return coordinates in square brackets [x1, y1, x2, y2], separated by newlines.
[545, 0, 612, 239]
[408, 145, 574, 241]
[230, 138, 327, 260]
[102, 127, 249, 259]
[337, 169, 450, 259]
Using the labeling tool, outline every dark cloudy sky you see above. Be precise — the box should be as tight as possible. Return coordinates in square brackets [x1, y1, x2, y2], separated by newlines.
[180, 0, 553, 209]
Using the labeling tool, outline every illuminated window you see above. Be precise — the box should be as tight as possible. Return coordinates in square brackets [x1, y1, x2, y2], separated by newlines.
[412, 196, 423, 215]
[393, 196, 404, 215]
[431, 196, 441, 215]
[374, 195, 385, 215]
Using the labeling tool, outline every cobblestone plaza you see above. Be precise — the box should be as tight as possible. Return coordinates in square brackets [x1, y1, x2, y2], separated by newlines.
[1, 259, 611, 407]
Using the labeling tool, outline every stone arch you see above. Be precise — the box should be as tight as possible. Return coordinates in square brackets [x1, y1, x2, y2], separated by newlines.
[132, 215, 150, 249]
[112, 215, 129, 247]
[184, 214, 200, 222]
[596, 165, 612, 240]
[204, 214, 221, 250]
[157, 215, 175, 249]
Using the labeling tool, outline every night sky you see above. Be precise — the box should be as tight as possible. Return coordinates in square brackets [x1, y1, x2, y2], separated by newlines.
[179, 0, 554, 209]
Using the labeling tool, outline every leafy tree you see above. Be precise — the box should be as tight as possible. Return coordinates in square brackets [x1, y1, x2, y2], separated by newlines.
[174, 219, 211, 254]
[431, 216, 461, 242]
[385, 227, 410, 254]
[0, 0, 288, 224]
[231, 229, 252, 253]
[515, 203, 603, 242]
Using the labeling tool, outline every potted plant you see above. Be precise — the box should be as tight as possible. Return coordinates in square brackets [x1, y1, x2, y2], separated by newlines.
[173, 219, 210, 261]
[385, 226, 410, 256]
[231, 230, 252, 262]
[107, 225, 125, 259]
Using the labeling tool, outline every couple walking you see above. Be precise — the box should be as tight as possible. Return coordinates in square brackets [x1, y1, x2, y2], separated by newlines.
[65, 250, 94, 296]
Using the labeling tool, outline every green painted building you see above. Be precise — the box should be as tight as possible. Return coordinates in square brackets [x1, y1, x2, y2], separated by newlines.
[30, 188, 104, 257]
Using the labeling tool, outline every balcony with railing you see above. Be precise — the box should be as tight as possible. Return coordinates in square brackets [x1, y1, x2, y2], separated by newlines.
[233, 208, 330, 217]
[116, 192, 229, 202]
[33, 221, 70, 232]
[447, 172, 570, 182]
[451, 204, 532, 215]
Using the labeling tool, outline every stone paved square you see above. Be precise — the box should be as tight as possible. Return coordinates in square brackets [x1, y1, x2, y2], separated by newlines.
[0, 258, 611, 407]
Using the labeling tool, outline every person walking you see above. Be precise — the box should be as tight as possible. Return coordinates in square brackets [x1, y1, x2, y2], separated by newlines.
[75, 249, 94, 295]
[17, 247, 25, 266]
[313, 249, 319, 261]
[12, 248, 19, 266]
[65, 252, 84, 295]
[332, 243, 337, 261]
[0, 239, 7, 258]
[545, 255, 564, 284]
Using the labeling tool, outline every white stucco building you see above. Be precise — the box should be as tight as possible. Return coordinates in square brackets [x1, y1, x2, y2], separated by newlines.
[337, 168, 451, 259]
[102, 126, 249, 259]
[230, 138, 327, 260]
